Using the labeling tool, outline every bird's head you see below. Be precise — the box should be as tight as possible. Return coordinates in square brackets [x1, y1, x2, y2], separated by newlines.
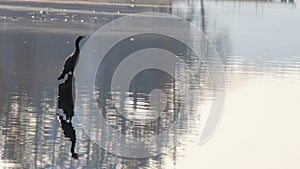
[76, 36, 85, 43]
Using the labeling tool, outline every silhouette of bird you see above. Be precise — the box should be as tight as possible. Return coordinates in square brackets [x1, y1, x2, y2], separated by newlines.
[57, 36, 85, 80]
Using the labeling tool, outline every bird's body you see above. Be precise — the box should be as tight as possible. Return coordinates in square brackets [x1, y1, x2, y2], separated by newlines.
[58, 36, 85, 80]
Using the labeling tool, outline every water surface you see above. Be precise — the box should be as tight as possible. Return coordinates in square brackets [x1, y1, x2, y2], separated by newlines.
[0, 0, 299, 168]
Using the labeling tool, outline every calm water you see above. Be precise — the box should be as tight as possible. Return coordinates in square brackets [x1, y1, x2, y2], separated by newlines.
[0, 0, 300, 168]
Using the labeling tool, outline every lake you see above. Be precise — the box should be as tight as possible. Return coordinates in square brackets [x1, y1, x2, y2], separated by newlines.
[0, 0, 299, 168]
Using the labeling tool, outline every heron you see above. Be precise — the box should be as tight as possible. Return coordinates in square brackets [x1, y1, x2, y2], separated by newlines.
[57, 36, 85, 80]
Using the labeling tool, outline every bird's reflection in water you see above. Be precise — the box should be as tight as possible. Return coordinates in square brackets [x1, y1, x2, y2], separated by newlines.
[57, 74, 78, 159]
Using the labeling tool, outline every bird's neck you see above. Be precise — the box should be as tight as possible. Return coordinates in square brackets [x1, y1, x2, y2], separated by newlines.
[75, 41, 80, 53]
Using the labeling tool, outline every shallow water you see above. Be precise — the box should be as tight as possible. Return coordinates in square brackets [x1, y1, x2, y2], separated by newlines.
[0, 0, 300, 168]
